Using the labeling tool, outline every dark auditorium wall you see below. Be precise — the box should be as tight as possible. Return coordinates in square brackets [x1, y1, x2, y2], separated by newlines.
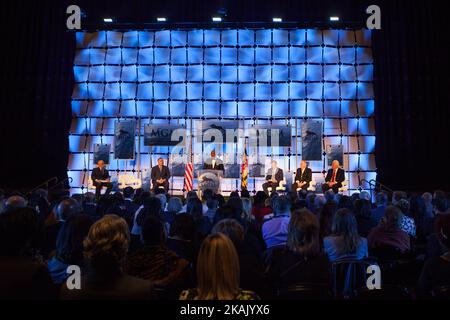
[0, 0, 448, 191]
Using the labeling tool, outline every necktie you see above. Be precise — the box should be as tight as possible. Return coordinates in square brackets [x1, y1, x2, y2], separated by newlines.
[331, 169, 336, 182]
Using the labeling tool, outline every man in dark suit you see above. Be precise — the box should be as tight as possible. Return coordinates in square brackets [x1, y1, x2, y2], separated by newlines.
[292, 160, 312, 191]
[322, 160, 345, 194]
[91, 160, 113, 199]
[262, 160, 284, 195]
[151, 158, 171, 192]
[203, 150, 224, 171]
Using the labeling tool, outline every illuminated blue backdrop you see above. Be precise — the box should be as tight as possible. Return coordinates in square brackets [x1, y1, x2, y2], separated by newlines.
[69, 28, 376, 194]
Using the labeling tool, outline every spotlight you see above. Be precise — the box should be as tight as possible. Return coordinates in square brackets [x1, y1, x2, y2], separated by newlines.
[329, 16, 340, 22]
[212, 17, 222, 22]
[272, 17, 282, 22]
[156, 17, 167, 22]
[103, 18, 114, 23]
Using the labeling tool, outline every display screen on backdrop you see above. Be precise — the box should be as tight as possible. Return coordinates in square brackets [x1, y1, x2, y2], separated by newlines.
[301, 120, 323, 161]
[198, 121, 240, 144]
[69, 29, 376, 193]
[144, 124, 185, 146]
[114, 120, 135, 159]
[250, 125, 292, 147]
[93, 144, 111, 164]
[327, 145, 344, 166]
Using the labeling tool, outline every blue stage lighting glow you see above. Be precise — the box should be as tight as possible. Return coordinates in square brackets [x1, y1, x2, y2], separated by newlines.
[69, 29, 375, 194]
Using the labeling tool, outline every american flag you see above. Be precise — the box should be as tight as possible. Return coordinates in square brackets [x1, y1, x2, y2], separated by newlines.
[184, 135, 194, 192]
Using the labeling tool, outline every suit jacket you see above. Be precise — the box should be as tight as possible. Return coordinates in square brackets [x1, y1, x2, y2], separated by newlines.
[91, 167, 110, 181]
[203, 157, 224, 171]
[325, 168, 345, 183]
[265, 168, 284, 183]
[151, 165, 171, 183]
[294, 167, 312, 183]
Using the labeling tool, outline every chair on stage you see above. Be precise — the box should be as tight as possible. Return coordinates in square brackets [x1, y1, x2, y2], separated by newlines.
[267, 180, 287, 193]
[338, 179, 348, 193]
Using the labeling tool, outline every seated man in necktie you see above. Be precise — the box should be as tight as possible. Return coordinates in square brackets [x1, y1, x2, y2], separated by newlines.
[203, 150, 224, 172]
[262, 160, 284, 195]
[91, 160, 113, 199]
[151, 157, 171, 192]
[292, 160, 313, 191]
[322, 160, 345, 194]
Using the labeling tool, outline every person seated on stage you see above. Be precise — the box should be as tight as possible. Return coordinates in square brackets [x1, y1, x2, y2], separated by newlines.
[262, 160, 284, 195]
[203, 149, 224, 171]
[292, 160, 312, 192]
[91, 160, 113, 199]
[150, 157, 171, 192]
[321, 160, 345, 194]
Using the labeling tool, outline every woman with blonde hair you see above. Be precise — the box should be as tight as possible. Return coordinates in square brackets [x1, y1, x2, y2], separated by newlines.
[61, 215, 153, 300]
[179, 233, 259, 300]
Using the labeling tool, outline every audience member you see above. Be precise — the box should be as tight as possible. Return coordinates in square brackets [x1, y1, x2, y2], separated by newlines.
[262, 196, 291, 248]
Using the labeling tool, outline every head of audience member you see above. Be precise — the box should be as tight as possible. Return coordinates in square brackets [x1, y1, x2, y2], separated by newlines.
[409, 194, 427, 223]
[195, 233, 240, 300]
[202, 189, 214, 201]
[3, 195, 27, 212]
[287, 208, 320, 257]
[332, 208, 361, 254]
[433, 190, 447, 201]
[206, 197, 218, 212]
[141, 215, 166, 247]
[166, 197, 183, 214]
[122, 187, 134, 200]
[84, 192, 96, 204]
[392, 191, 407, 205]
[331, 160, 340, 170]
[135, 191, 151, 206]
[359, 191, 371, 202]
[305, 192, 316, 211]
[187, 197, 203, 220]
[297, 189, 308, 200]
[240, 189, 250, 199]
[319, 201, 337, 239]
[422, 192, 433, 217]
[215, 194, 225, 208]
[314, 195, 326, 213]
[97, 160, 105, 169]
[229, 191, 240, 199]
[375, 191, 388, 208]
[83, 215, 129, 274]
[55, 214, 93, 264]
[137, 197, 163, 226]
[254, 191, 268, 208]
[324, 189, 336, 203]
[350, 192, 360, 205]
[354, 199, 372, 219]
[185, 191, 198, 203]
[272, 195, 291, 216]
[0, 207, 43, 258]
[56, 198, 82, 221]
[433, 197, 449, 215]
[337, 195, 354, 211]
[214, 204, 241, 224]
[241, 198, 252, 222]
[212, 219, 245, 248]
[169, 213, 196, 242]
[381, 205, 403, 229]
[436, 214, 450, 252]
[112, 192, 124, 203]
[395, 198, 411, 217]
[155, 193, 167, 209]
[227, 197, 244, 217]
[287, 191, 298, 205]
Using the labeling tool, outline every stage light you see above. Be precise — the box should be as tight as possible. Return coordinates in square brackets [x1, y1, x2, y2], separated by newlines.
[272, 17, 282, 22]
[103, 18, 114, 23]
[156, 17, 167, 22]
[212, 17, 222, 22]
[329, 16, 340, 21]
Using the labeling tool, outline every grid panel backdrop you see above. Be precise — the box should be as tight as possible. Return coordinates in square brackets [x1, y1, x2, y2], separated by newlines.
[69, 28, 375, 195]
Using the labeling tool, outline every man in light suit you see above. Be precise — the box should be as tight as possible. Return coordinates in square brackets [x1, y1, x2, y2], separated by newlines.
[292, 160, 312, 191]
[322, 160, 345, 194]
[262, 160, 284, 195]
